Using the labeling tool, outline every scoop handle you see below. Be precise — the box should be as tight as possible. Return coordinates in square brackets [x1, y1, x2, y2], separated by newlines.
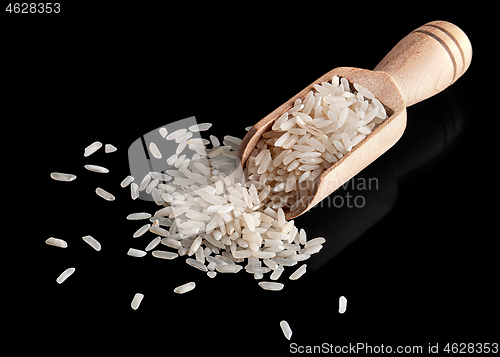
[374, 21, 472, 107]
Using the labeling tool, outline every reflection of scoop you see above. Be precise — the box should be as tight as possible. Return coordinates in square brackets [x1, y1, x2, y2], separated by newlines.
[305, 85, 465, 271]
[238, 21, 472, 220]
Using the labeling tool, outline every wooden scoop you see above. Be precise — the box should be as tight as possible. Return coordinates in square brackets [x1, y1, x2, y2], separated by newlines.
[238, 20, 472, 220]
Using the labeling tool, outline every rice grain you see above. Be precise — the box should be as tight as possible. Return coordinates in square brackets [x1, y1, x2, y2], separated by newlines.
[289, 264, 307, 280]
[84, 165, 109, 173]
[127, 212, 152, 220]
[120, 175, 134, 187]
[45, 237, 68, 248]
[127, 248, 147, 257]
[105, 144, 117, 153]
[131, 293, 144, 310]
[50, 172, 77, 182]
[152, 250, 178, 260]
[133, 224, 151, 238]
[84, 141, 102, 157]
[174, 282, 196, 294]
[145, 237, 161, 251]
[215, 264, 242, 273]
[95, 187, 115, 201]
[258, 281, 284, 291]
[339, 296, 347, 313]
[149, 142, 162, 159]
[186, 258, 208, 271]
[280, 320, 293, 340]
[130, 183, 139, 200]
[82, 235, 101, 251]
[189, 123, 212, 132]
[56, 267, 75, 284]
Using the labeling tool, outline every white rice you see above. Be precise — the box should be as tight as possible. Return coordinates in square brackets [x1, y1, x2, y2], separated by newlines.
[145, 179, 159, 194]
[127, 212, 152, 220]
[120, 175, 134, 187]
[84, 141, 102, 157]
[145, 237, 161, 251]
[186, 257, 208, 271]
[161, 237, 182, 249]
[82, 235, 101, 251]
[131, 293, 144, 310]
[95, 187, 115, 201]
[49, 97, 352, 303]
[289, 264, 307, 280]
[84, 164, 109, 173]
[152, 250, 178, 260]
[304, 237, 326, 248]
[149, 225, 170, 237]
[105, 144, 117, 153]
[159, 127, 168, 138]
[189, 123, 212, 132]
[339, 296, 347, 314]
[173, 282, 196, 294]
[215, 264, 243, 273]
[133, 224, 151, 238]
[246, 76, 387, 212]
[270, 264, 284, 280]
[50, 172, 77, 182]
[56, 267, 75, 284]
[258, 282, 284, 291]
[149, 172, 172, 181]
[280, 320, 293, 340]
[45, 237, 68, 248]
[149, 142, 162, 159]
[139, 174, 151, 191]
[166, 128, 187, 140]
[116, 126, 327, 288]
[130, 183, 139, 200]
[127, 248, 147, 257]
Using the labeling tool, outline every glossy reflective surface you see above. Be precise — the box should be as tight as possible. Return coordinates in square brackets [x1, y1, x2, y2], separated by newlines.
[9, 15, 494, 355]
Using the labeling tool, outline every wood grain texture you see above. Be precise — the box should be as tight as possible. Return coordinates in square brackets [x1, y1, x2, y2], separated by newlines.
[237, 21, 472, 219]
[374, 21, 472, 107]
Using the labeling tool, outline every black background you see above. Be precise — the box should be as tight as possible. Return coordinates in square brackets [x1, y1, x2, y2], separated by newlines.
[3, 4, 497, 355]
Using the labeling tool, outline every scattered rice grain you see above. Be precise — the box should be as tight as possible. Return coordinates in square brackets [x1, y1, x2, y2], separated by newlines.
[84, 165, 109, 173]
[56, 267, 75, 284]
[95, 187, 115, 201]
[289, 264, 307, 280]
[45, 237, 67, 248]
[84, 141, 102, 157]
[50, 172, 77, 182]
[174, 282, 196, 294]
[280, 320, 293, 340]
[258, 281, 284, 291]
[339, 296, 347, 313]
[105, 144, 117, 153]
[82, 235, 101, 251]
[131, 293, 144, 310]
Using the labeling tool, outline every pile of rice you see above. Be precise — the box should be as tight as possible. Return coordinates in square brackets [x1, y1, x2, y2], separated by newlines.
[117, 76, 388, 282]
[121, 124, 321, 284]
[246, 76, 387, 211]
[49, 75, 382, 306]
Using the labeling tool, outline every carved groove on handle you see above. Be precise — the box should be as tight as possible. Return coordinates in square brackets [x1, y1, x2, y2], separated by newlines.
[412, 22, 469, 86]
[412, 29, 457, 83]
[424, 23, 468, 71]
[374, 21, 472, 107]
